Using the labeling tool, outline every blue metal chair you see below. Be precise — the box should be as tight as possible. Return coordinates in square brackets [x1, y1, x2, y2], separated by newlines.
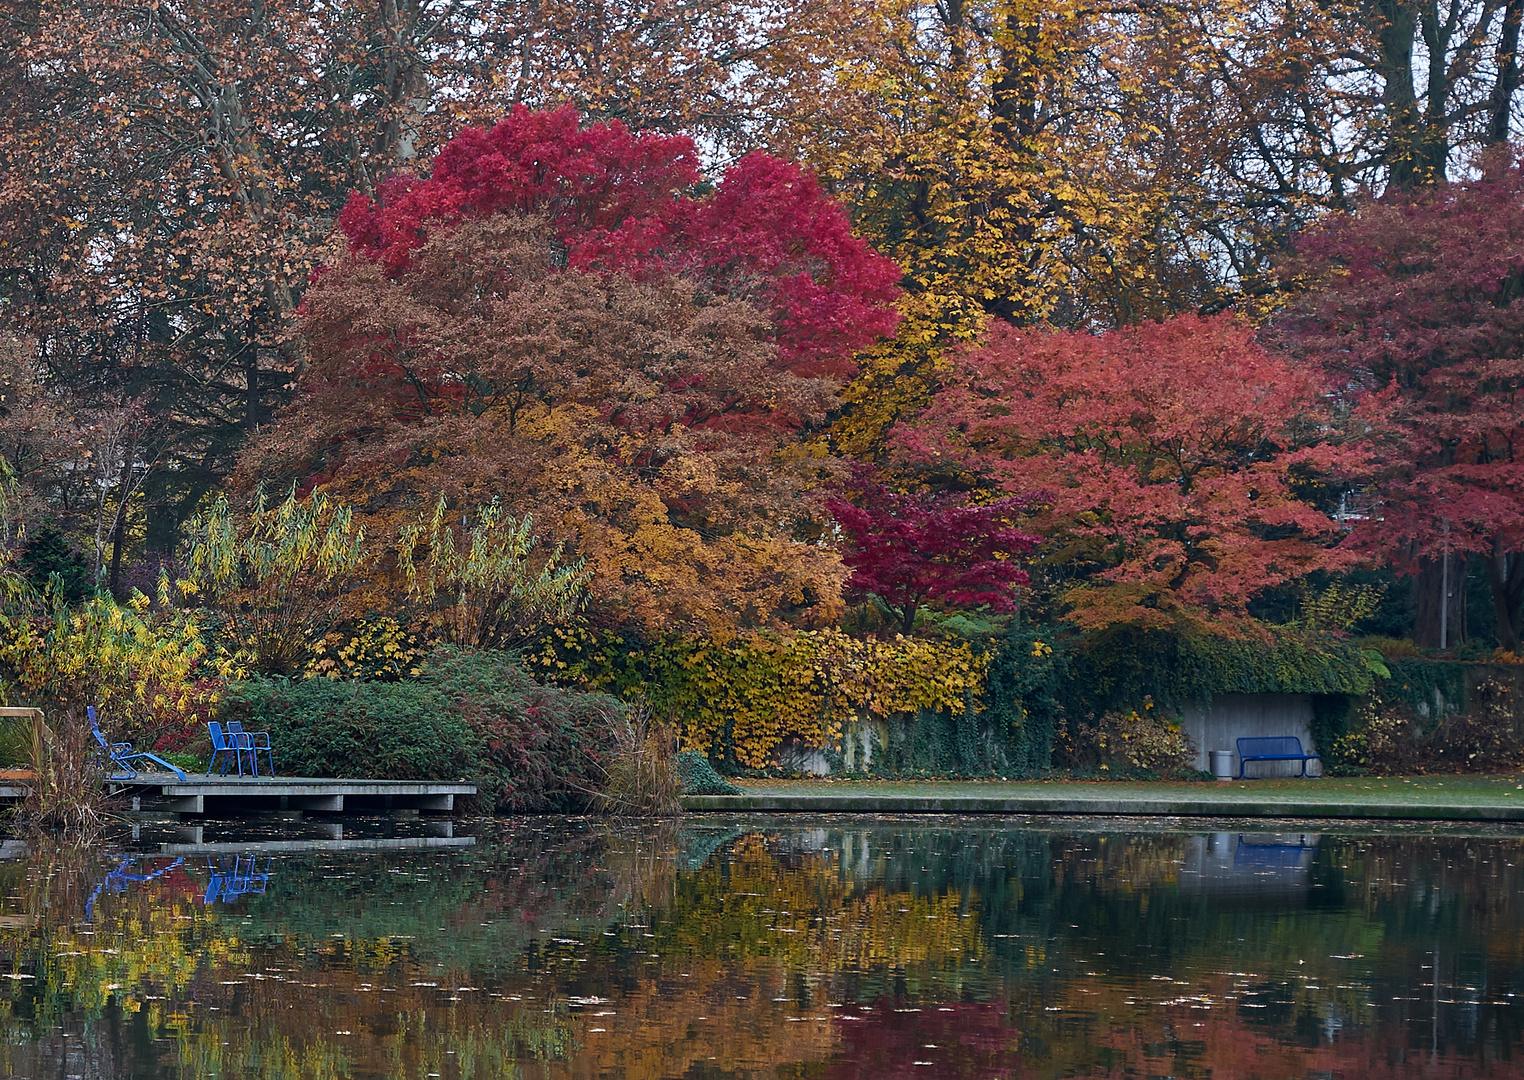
[225, 720, 275, 776]
[206, 721, 254, 776]
[88, 707, 187, 781]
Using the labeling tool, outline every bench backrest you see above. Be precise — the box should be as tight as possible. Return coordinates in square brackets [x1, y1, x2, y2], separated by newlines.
[1237, 736, 1305, 757]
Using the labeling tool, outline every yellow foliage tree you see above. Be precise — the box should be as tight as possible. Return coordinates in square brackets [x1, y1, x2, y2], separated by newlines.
[186, 488, 367, 675]
[0, 583, 222, 751]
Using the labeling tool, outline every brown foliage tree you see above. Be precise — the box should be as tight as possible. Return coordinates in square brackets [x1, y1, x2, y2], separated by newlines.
[246, 217, 850, 635]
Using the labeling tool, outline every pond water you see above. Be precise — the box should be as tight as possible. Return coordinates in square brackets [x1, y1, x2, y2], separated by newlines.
[0, 816, 1521, 1079]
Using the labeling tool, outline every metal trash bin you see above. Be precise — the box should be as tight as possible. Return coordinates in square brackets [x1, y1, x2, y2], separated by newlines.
[1209, 749, 1234, 781]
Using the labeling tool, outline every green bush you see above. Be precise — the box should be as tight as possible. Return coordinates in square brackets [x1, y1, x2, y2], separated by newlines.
[217, 648, 624, 811]
[676, 750, 741, 795]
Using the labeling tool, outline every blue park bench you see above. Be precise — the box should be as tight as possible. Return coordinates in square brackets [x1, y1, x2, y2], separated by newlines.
[1236, 735, 1320, 779]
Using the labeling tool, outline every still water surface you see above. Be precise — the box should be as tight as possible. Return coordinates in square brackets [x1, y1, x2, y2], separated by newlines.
[0, 816, 1520, 1079]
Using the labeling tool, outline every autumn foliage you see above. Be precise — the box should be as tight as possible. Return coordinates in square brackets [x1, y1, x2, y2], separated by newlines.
[1277, 157, 1524, 652]
[249, 109, 903, 635]
[898, 314, 1369, 632]
[826, 470, 1038, 634]
[336, 106, 902, 378]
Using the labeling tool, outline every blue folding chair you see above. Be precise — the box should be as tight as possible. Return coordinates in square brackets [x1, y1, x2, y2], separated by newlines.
[206, 721, 255, 776]
[88, 707, 187, 781]
[226, 720, 275, 776]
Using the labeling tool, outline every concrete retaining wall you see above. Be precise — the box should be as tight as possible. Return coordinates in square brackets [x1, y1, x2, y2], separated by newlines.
[1181, 693, 1321, 778]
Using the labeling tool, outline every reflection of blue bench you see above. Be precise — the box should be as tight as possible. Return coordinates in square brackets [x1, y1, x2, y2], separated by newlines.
[1236, 736, 1319, 779]
[1235, 836, 1316, 868]
[89, 706, 187, 781]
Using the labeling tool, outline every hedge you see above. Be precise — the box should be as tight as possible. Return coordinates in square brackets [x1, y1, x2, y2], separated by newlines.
[217, 648, 623, 811]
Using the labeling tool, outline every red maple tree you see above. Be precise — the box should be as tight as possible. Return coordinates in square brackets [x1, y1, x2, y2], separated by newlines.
[827, 470, 1038, 635]
[1275, 153, 1524, 652]
[337, 105, 903, 380]
[896, 314, 1370, 633]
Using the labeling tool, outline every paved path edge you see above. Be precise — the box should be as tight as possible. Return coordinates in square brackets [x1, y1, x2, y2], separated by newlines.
[680, 794, 1524, 820]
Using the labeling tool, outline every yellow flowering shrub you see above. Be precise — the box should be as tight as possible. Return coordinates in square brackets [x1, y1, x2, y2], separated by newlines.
[0, 585, 226, 752]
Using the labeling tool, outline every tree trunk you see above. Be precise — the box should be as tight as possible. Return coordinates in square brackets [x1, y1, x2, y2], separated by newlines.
[1374, 0, 1448, 187]
[1487, 0, 1523, 144]
[1485, 545, 1524, 654]
[986, 10, 1044, 321]
[1411, 554, 1468, 648]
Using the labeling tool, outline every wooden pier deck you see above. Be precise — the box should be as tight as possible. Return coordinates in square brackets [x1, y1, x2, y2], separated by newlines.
[0, 774, 475, 817]
[111, 774, 476, 816]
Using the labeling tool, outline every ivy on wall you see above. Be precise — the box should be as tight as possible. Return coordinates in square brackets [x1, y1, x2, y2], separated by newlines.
[1381, 657, 1472, 718]
[1062, 625, 1382, 720]
[533, 621, 1382, 776]
[534, 627, 990, 768]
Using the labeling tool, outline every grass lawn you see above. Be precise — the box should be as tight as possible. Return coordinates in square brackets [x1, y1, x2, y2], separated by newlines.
[724, 774, 1524, 807]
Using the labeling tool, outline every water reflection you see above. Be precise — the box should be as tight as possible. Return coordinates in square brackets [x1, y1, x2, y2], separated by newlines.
[0, 817, 1520, 1078]
[203, 856, 271, 905]
[85, 857, 185, 921]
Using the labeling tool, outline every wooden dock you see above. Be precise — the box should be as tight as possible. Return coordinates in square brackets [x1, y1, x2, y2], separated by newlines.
[111, 774, 476, 816]
[0, 774, 476, 817]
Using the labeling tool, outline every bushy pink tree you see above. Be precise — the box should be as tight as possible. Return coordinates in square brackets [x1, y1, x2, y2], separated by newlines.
[337, 105, 902, 381]
[896, 314, 1371, 633]
[826, 470, 1039, 635]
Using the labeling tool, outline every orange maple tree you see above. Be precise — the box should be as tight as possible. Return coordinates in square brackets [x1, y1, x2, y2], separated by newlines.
[896, 314, 1371, 632]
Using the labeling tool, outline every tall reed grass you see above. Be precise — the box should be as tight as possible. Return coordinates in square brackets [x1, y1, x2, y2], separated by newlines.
[16, 708, 108, 840]
[591, 703, 682, 817]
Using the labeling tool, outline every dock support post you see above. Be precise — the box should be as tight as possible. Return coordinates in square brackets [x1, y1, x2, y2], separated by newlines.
[292, 795, 343, 812]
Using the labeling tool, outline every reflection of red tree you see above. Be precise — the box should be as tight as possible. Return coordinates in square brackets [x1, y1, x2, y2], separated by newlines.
[826, 1001, 1023, 1080]
[826, 993, 1524, 1080]
[1091, 1005, 1523, 1080]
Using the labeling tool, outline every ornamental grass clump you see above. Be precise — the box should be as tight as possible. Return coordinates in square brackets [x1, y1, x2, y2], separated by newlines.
[590, 703, 682, 817]
[17, 708, 108, 841]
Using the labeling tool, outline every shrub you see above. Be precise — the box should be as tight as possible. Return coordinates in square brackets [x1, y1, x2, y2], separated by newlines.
[1431, 678, 1524, 771]
[0, 590, 224, 753]
[217, 677, 478, 781]
[218, 648, 623, 811]
[1056, 700, 1196, 777]
[1329, 679, 1524, 775]
[676, 750, 742, 795]
[1328, 694, 1427, 775]
[185, 487, 366, 676]
[306, 616, 426, 681]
